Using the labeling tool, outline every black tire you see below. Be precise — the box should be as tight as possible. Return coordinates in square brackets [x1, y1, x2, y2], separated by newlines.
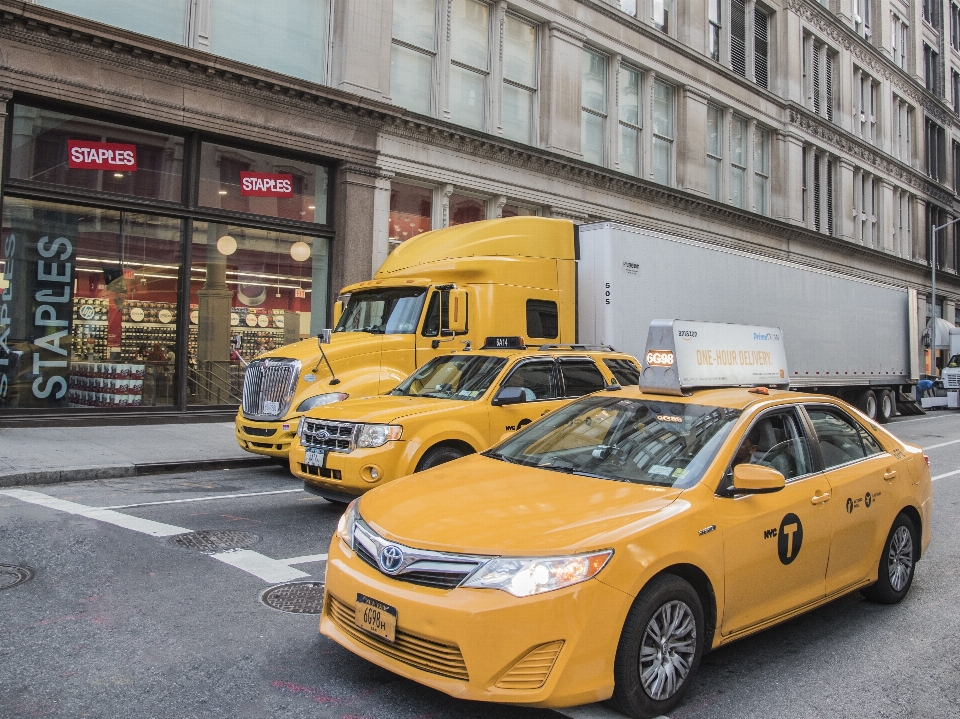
[317, 493, 348, 507]
[861, 513, 918, 604]
[415, 445, 468, 472]
[877, 390, 895, 424]
[272, 457, 290, 469]
[855, 389, 878, 420]
[607, 574, 705, 719]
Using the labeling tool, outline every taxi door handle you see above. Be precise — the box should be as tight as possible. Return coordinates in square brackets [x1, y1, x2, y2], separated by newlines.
[883, 469, 898, 481]
[810, 491, 831, 505]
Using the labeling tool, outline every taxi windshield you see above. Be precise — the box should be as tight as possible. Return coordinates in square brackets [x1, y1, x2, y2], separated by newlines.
[334, 288, 426, 334]
[389, 355, 508, 400]
[487, 396, 741, 488]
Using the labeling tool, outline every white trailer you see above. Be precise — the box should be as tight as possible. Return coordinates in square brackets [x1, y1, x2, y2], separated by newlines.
[576, 221, 919, 423]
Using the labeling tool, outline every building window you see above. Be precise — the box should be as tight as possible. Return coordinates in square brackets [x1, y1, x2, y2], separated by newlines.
[37, 0, 187, 45]
[581, 49, 607, 166]
[807, 149, 834, 236]
[619, 0, 637, 18]
[854, 0, 871, 39]
[894, 189, 912, 257]
[652, 80, 675, 185]
[754, 7, 769, 89]
[892, 15, 908, 70]
[927, 119, 946, 182]
[954, 141, 960, 194]
[754, 127, 770, 216]
[502, 14, 538, 146]
[730, 115, 747, 209]
[924, 44, 940, 94]
[893, 96, 913, 163]
[954, 72, 960, 115]
[653, 0, 672, 33]
[448, 193, 486, 225]
[706, 104, 723, 201]
[804, 35, 835, 122]
[391, 0, 437, 115]
[388, 182, 433, 250]
[448, 0, 489, 132]
[801, 146, 807, 223]
[709, 0, 722, 62]
[855, 171, 877, 246]
[618, 65, 642, 176]
[854, 68, 878, 144]
[953, 4, 960, 51]
[731, 0, 746, 77]
[501, 204, 538, 218]
[813, 151, 821, 232]
[826, 157, 835, 237]
[923, 0, 940, 26]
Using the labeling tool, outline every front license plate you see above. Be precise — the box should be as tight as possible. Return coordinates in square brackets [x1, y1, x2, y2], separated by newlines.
[355, 593, 397, 643]
[305, 449, 325, 467]
[262, 400, 280, 415]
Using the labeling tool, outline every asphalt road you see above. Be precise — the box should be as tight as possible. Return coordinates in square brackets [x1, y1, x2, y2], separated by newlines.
[2, 412, 959, 719]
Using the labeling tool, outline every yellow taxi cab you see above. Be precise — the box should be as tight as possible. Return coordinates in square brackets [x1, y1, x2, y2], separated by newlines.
[289, 337, 642, 504]
[318, 321, 933, 718]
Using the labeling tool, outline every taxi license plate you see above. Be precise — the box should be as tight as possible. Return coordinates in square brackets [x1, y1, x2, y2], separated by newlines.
[305, 449, 325, 467]
[355, 593, 397, 643]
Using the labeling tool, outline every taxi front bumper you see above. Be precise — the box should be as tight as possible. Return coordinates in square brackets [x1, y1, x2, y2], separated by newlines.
[319, 534, 631, 708]
[289, 438, 413, 495]
[235, 411, 299, 458]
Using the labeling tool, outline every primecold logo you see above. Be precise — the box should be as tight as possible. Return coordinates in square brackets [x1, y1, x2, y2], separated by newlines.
[240, 171, 295, 197]
[753, 331, 780, 341]
[68, 140, 137, 171]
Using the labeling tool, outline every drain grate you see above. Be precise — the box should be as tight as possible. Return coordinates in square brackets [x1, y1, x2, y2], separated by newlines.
[0, 564, 35, 591]
[260, 581, 326, 614]
[167, 530, 261, 554]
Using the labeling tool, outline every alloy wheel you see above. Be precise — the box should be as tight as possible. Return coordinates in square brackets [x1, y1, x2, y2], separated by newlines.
[888, 525, 914, 592]
[638, 599, 697, 701]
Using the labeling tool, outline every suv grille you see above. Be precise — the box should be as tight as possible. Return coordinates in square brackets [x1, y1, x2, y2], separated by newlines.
[301, 419, 357, 452]
[241, 358, 300, 420]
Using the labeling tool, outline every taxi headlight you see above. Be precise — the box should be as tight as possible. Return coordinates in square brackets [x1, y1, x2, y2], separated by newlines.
[337, 499, 360, 549]
[462, 550, 613, 597]
[356, 424, 403, 448]
[296, 392, 349, 413]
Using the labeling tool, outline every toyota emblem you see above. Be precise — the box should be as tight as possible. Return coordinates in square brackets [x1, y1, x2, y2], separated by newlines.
[378, 544, 404, 574]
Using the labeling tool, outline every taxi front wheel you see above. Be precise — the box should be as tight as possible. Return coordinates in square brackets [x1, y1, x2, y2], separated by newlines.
[861, 513, 917, 604]
[608, 574, 705, 719]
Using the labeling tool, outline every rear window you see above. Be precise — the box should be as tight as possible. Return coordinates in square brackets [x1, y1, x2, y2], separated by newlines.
[526, 299, 558, 339]
[603, 358, 641, 386]
[559, 360, 606, 397]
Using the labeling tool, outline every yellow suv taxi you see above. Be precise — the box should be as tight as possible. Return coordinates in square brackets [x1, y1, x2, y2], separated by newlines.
[289, 337, 641, 504]
[318, 321, 933, 718]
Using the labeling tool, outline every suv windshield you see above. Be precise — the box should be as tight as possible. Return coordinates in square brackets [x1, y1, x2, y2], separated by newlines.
[487, 396, 741, 488]
[389, 355, 508, 400]
[334, 288, 426, 334]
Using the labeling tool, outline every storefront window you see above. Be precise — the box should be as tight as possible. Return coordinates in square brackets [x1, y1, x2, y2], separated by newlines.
[36, 0, 187, 45]
[0, 198, 182, 411]
[449, 194, 485, 225]
[9, 105, 185, 203]
[198, 143, 329, 225]
[388, 182, 432, 250]
[502, 204, 538, 218]
[188, 223, 328, 405]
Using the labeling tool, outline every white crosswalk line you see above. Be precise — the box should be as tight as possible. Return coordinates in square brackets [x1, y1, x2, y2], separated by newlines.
[100, 488, 302, 510]
[279, 553, 328, 566]
[932, 468, 960, 481]
[922, 438, 960, 450]
[211, 549, 310, 583]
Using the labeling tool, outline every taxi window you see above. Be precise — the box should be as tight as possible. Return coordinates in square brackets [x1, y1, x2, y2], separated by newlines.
[726, 410, 814, 485]
[805, 407, 872, 468]
[560, 360, 606, 397]
[603, 358, 641, 386]
[501, 361, 557, 401]
[389, 355, 507, 400]
[487, 396, 742, 488]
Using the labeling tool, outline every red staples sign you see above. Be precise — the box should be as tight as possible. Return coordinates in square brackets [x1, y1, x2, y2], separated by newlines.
[240, 172, 294, 197]
[68, 140, 137, 171]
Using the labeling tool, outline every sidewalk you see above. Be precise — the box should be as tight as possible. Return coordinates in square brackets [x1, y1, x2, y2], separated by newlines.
[0, 422, 272, 487]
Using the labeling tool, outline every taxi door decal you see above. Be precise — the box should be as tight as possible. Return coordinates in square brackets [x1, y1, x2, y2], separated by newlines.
[777, 513, 803, 565]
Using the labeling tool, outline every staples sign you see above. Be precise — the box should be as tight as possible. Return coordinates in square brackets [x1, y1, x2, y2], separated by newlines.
[240, 172, 294, 197]
[68, 140, 137, 171]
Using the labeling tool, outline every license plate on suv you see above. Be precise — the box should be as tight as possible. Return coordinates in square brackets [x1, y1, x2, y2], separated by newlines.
[305, 449, 325, 467]
[355, 593, 397, 642]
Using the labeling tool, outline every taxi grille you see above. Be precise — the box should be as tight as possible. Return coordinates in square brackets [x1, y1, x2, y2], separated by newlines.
[495, 641, 564, 690]
[328, 594, 469, 681]
[242, 358, 300, 420]
[301, 418, 357, 452]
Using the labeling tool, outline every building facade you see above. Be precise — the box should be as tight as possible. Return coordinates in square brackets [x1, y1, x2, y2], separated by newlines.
[0, 0, 957, 422]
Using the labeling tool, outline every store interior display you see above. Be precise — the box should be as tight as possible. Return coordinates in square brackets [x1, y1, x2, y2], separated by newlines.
[68, 362, 146, 408]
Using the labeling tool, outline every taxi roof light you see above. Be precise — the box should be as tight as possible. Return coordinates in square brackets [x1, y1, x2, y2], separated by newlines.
[481, 336, 526, 350]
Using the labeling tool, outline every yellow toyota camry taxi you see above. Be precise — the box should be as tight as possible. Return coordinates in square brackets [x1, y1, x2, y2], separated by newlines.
[289, 337, 641, 503]
[318, 321, 933, 718]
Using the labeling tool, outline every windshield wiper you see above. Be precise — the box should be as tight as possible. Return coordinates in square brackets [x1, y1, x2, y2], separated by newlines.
[485, 451, 529, 466]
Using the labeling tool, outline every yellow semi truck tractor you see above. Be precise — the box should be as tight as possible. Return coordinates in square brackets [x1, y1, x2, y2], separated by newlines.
[235, 217, 580, 459]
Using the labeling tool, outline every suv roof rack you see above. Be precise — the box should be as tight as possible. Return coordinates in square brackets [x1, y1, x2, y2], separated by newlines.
[537, 344, 617, 352]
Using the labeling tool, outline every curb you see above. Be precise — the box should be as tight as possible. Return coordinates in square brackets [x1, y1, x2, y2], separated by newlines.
[0, 456, 276, 488]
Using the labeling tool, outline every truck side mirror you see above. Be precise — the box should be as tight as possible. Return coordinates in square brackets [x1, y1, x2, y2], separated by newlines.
[333, 300, 344, 327]
[732, 464, 785, 493]
[492, 386, 526, 406]
[448, 289, 467, 334]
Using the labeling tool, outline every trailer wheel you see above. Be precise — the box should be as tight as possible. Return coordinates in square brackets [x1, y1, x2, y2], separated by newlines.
[877, 390, 895, 424]
[855, 389, 878, 420]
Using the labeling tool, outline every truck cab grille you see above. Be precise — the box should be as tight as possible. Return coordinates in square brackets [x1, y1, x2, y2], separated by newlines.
[300, 419, 357, 452]
[241, 358, 300, 420]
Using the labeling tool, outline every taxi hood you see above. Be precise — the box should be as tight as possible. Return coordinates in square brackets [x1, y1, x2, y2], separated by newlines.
[359, 454, 683, 555]
[304, 394, 471, 425]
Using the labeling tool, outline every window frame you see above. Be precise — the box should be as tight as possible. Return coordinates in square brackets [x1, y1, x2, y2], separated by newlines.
[802, 404, 886, 471]
[581, 47, 609, 167]
[447, 0, 493, 132]
[557, 357, 607, 398]
[500, 12, 540, 146]
[651, 78, 676, 186]
[498, 357, 560, 403]
[617, 63, 643, 177]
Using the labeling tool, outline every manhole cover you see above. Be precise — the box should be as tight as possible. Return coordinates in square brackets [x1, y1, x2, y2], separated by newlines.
[167, 530, 261, 554]
[260, 581, 326, 614]
[0, 564, 35, 591]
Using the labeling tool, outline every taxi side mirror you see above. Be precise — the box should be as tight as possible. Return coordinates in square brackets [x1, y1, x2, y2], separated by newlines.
[492, 386, 526, 406]
[732, 464, 786, 493]
[332, 300, 344, 327]
[447, 289, 467, 334]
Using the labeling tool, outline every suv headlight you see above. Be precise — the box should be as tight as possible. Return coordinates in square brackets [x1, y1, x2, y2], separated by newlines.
[462, 550, 612, 597]
[356, 424, 403, 448]
[296, 392, 349, 413]
[337, 499, 360, 549]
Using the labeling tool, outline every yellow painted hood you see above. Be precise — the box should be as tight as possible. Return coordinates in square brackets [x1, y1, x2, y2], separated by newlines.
[305, 394, 471, 425]
[359, 454, 683, 555]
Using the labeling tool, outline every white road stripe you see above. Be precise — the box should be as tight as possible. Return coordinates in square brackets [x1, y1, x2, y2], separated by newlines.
[211, 549, 310, 583]
[932, 468, 960, 481]
[891, 414, 960, 424]
[279, 553, 328, 566]
[0, 489, 190, 537]
[100, 488, 302, 510]
[922, 438, 960, 450]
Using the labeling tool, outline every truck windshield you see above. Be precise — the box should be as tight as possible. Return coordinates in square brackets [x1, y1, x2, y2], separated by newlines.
[486, 396, 741, 488]
[389, 355, 508, 400]
[334, 288, 426, 334]
[947, 354, 960, 368]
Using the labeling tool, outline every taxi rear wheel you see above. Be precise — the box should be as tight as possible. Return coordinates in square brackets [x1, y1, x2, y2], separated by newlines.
[415, 445, 469, 472]
[861, 513, 917, 604]
[608, 574, 705, 719]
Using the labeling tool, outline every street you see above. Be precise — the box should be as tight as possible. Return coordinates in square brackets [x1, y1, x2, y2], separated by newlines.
[2, 413, 959, 719]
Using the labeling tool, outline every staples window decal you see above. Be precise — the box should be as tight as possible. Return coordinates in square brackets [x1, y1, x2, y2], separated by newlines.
[67, 140, 138, 171]
[239, 172, 295, 197]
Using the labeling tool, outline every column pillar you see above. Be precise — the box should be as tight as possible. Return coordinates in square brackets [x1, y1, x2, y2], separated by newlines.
[542, 23, 586, 158]
[371, 169, 395, 273]
[676, 86, 710, 197]
[330, 164, 379, 320]
[197, 223, 233, 371]
[879, 179, 895, 252]
[775, 130, 804, 224]
[329, 0, 392, 101]
[838, 158, 856, 242]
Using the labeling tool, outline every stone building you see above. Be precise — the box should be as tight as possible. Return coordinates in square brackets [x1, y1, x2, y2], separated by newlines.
[0, 0, 957, 420]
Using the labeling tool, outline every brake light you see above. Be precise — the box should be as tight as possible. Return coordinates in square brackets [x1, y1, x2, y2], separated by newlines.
[924, 455, 930, 469]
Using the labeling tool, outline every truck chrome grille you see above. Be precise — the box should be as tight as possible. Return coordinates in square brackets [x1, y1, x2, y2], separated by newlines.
[353, 519, 486, 590]
[241, 358, 300, 420]
[301, 419, 357, 452]
[945, 373, 960, 389]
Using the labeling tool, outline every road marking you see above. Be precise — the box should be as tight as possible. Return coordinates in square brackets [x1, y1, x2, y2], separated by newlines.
[556, 706, 667, 719]
[99, 488, 302, 510]
[0, 489, 190, 537]
[212, 549, 310, 583]
[280, 553, 328, 566]
[932, 468, 960, 481]
[922, 438, 960, 450]
[890, 414, 960, 424]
